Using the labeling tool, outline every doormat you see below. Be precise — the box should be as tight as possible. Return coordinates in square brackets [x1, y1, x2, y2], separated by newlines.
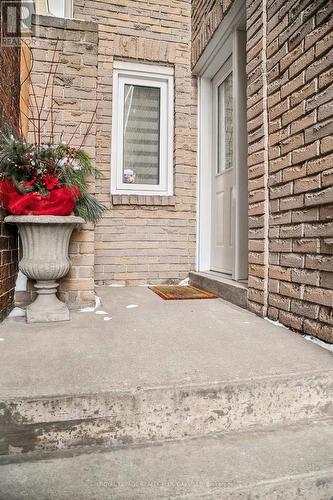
[149, 285, 218, 300]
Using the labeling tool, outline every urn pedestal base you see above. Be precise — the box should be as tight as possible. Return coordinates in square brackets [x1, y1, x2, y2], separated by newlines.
[5, 215, 85, 324]
[26, 280, 70, 323]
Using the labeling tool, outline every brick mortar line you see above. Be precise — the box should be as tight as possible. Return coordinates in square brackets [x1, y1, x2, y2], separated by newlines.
[262, 0, 270, 317]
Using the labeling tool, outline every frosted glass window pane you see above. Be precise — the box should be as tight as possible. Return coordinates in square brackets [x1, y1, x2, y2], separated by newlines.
[48, 0, 65, 17]
[218, 72, 233, 172]
[123, 84, 160, 185]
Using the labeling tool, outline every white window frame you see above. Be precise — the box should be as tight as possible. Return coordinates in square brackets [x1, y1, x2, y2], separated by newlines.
[46, 0, 73, 18]
[111, 61, 174, 196]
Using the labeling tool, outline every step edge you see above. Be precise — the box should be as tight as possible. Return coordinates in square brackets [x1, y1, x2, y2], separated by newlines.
[1, 367, 333, 402]
[1, 417, 333, 465]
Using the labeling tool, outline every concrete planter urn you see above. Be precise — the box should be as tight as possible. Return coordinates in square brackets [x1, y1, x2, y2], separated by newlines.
[5, 215, 84, 323]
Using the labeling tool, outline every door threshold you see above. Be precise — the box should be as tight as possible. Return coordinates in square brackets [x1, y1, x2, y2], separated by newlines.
[208, 270, 248, 288]
[189, 271, 248, 309]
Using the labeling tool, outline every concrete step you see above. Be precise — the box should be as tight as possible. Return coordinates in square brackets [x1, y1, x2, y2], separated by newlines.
[1, 419, 333, 499]
[1, 369, 332, 455]
[189, 271, 248, 309]
[1, 287, 333, 456]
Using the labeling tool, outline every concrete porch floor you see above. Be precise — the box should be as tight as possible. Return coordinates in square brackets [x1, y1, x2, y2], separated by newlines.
[1, 286, 333, 498]
[1, 285, 333, 399]
[0, 285, 332, 399]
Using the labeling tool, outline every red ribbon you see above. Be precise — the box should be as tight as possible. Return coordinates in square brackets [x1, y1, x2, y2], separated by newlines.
[0, 180, 80, 216]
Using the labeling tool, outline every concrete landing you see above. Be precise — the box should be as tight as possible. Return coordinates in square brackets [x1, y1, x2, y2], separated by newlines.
[0, 286, 332, 397]
[0, 286, 332, 454]
[1, 419, 332, 499]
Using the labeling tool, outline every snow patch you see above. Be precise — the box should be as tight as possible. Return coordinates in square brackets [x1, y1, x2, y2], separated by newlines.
[0, 338, 4, 341]
[103, 317, 112, 321]
[8, 307, 25, 318]
[264, 317, 288, 329]
[80, 306, 96, 313]
[15, 271, 27, 292]
[96, 310, 107, 315]
[126, 304, 138, 309]
[108, 284, 125, 287]
[179, 277, 189, 286]
[304, 335, 333, 354]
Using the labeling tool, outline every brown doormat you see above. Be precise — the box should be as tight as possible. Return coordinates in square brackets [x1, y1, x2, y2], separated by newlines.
[149, 285, 218, 300]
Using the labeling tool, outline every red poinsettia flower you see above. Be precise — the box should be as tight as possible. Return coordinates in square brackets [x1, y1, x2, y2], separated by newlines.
[23, 178, 37, 189]
[43, 174, 60, 191]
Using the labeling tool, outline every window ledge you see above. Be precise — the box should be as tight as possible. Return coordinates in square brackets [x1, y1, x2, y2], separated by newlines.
[112, 195, 176, 206]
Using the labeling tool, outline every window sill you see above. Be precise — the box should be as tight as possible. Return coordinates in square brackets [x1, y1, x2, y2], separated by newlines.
[112, 195, 176, 206]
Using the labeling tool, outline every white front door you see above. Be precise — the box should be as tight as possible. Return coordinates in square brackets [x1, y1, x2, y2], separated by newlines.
[211, 59, 234, 274]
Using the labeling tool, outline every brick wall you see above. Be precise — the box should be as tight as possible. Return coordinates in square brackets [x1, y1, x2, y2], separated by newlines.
[27, 15, 98, 308]
[192, 0, 234, 65]
[247, 0, 333, 343]
[192, 0, 333, 342]
[246, 0, 270, 322]
[264, 0, 333, 342]
[74, 0, 197, 286]
[0, 0, 20, 320]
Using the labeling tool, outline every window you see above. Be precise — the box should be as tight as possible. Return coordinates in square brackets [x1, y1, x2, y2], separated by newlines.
[111, 61, 174, 196]
[217, 71, 233, 173]
[46, 0, 73, 18]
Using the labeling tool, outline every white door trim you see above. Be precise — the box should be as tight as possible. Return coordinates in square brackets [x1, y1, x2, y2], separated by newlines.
[195, 0, 247, 276]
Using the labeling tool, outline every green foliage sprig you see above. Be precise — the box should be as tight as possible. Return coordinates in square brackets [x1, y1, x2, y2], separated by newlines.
[0, 130, 106, 223]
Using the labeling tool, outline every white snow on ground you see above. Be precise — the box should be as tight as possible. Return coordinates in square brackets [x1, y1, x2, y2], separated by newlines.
[80, 305, 96, 313]
[15, 271, 27, 292]
[126, 304, 138, 309]
[179, 277, 190, 286]
[0, 338, 4, 341]
[304, 335, 333, 354]
[108, 284, 125, 287]
[266, 316, 332, 353]
[8, 307, 25, 318]
[264, 317, 288, 329]
[79, 295, 113, 319]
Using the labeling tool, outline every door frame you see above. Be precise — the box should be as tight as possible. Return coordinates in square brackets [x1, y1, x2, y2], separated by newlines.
[193, 0, 247, 280]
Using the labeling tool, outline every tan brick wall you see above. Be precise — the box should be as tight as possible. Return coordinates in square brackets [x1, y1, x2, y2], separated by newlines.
[74, 0, 197, 285]
[193, 0, 333, 342]
[245, 0, 333, 342]
[264, 0, 333, 342]
[27, 15, 98, 308]
[246, 0, 268, 320]
[192, 0, 234, 65]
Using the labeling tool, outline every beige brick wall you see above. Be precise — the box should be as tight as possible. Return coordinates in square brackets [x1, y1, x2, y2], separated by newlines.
[192, 0, 234, 65]
[247, 0, 333, 343]
[74, 0, 197, 286]
[246, 0, 268, 320]
[27, 15, 98, 308]
[192, 0, 333, 342]
[264, 0, 333, 342]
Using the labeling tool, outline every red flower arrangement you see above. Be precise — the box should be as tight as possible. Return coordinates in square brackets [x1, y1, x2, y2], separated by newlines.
[0, 135, 105, 221]
[0, 178, 80, 216]
[0, 42, 105, 222]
